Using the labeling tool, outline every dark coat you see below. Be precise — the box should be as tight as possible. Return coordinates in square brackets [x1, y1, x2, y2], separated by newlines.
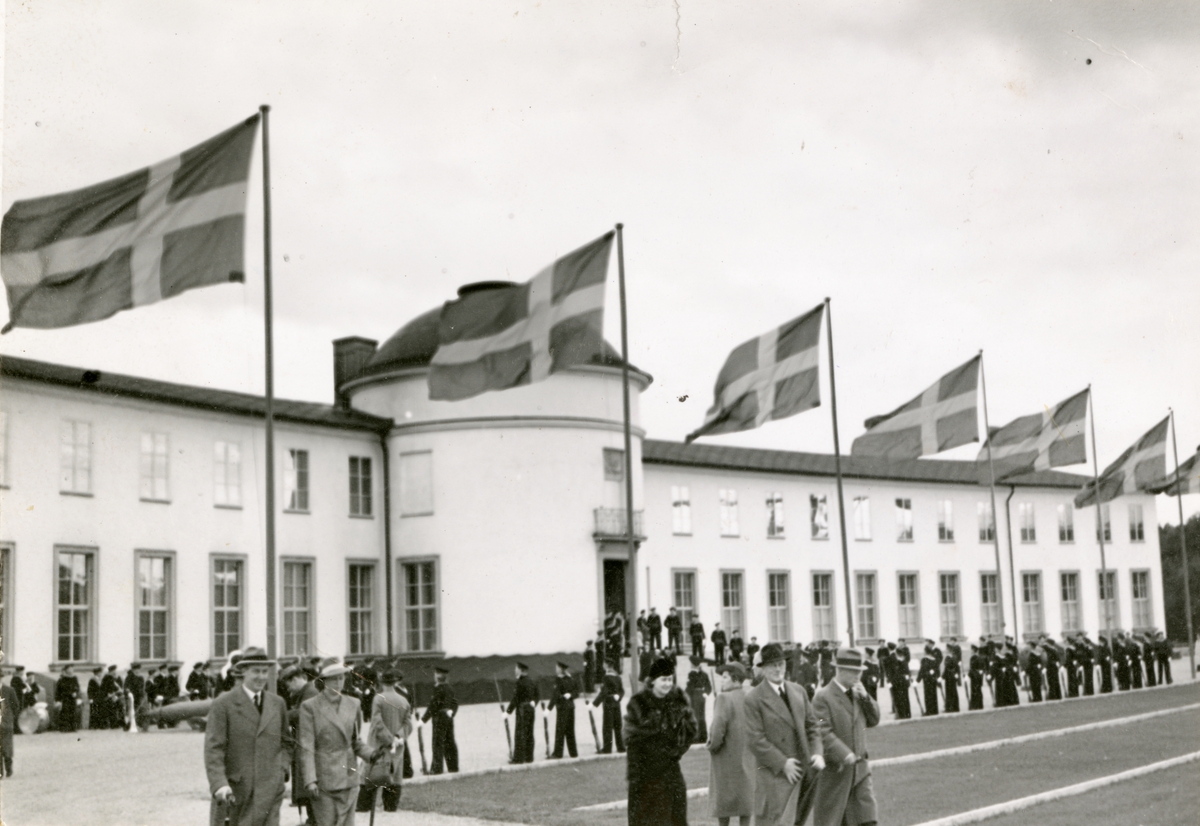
[811, 682, 879, 826]
[1, 683, 18, 759]
[744, 679, 823, 826]
[623, 687, 696, 826]
[204, 687, 291, 826]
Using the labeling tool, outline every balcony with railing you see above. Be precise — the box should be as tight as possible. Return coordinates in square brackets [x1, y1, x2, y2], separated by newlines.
[593, 508, 645, 541]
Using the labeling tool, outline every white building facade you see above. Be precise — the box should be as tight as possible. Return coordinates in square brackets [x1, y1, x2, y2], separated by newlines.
[0, 300, 1165, 675]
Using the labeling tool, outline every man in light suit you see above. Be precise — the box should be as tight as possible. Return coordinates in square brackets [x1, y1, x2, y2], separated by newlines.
[359, 669, 411, 813]
[811, 648, 880, 826]
[203, 647, 292, 826]
[300, 659, 375, 826]
[744, 643, 825, 826]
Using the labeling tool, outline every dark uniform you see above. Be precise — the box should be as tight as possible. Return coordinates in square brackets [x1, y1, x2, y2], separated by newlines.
[993, 647, 1020, 707]
[795, 653, 819, 700]
[1044, 641, 1064, 700]
[1080, 640, 1097, 696]
[423, 673, 460, 773]
[729, 631, 744, 663]
[1155, 634, 1173, 685]
[861, 650, 881, 701]
[125, 667, 146, 715]
[968, 648, 986, 710]
[593, 668, 625, 753]
[547, 666, 578, 759]
[891, 645, 912, 719]
[507, 668, 539, 764]
[942, 655, 962, 713]
[689, 619, 706, 659]
[55, 671, 81, 732]
[1064, 642, 1080, 698]
[1026, 646, 1044, 703]
[685, 661, 711, 743]
[647, 609, 663, 652]
[916, 650, 940, 715]
[1113, 636, 1131, 691]
[1140, 637, 1156, 688]
[186, 664, 210, 700]
[101, 668, 124, 729]
[710, 626, 727, 664]
[665, 610, 684, 654]
[1097, 642, 1114, 694]
[605, 613, 625, 672]
[87, 670, 104, 729]
[583, 643, 597, 694]
[745, 638, 760, 665]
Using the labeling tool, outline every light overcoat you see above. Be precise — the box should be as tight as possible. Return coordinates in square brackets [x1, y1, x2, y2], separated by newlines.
[203, 687, 291, 826]
[743, 679, 823, 826]
[811, 682, 880, 826]
[367, 687, 412, 786]
[299, 691, 374, 792]
[706, 685, 755, 818]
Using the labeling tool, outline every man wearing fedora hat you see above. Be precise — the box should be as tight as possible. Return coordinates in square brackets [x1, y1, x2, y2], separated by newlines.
[300, 659, 376, 826]
[811, 648, 880, 826]
[204, 646, 291, 826]
[744, 643, 824, 826]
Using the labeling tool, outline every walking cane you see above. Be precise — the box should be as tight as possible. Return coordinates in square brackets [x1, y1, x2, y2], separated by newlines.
[494, 677, 514, 762]
[587, 707, 601, 752]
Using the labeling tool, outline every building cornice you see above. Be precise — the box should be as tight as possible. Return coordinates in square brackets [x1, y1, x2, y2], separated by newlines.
[388, 415, 647, 439]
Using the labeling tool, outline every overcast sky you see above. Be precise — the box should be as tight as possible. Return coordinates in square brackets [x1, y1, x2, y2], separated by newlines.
[3, 1, 1197, 522]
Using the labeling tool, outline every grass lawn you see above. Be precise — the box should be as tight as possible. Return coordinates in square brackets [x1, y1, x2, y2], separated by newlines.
[396, 683, 1200, 826]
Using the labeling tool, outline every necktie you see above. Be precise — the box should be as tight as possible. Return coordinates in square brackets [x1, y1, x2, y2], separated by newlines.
[254, 692, 263, 714]
[778, 685, 792, 712]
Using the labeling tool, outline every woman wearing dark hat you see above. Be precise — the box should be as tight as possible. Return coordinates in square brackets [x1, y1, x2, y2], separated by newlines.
[623, 656, 697, 826]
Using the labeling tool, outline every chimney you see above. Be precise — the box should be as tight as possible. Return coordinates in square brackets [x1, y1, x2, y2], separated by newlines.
[332, 337, 378, 409]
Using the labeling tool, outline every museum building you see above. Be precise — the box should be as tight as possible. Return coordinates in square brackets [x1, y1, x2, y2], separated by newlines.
[0, 296, 1165, 675]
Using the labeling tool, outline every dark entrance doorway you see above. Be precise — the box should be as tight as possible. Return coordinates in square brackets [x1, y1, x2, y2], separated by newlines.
[603, 559, 627, 619]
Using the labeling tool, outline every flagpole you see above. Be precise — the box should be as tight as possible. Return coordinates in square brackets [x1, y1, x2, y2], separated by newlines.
[1168, 409, 1196, 678]
[616, 223, 639, 684]
[260, 104, 277, 660]
[1086, 386, 1114, 659]
[824, 298, 855, 646]
[1003, 485, 1020, 641]
[978, 351, 1008, 640]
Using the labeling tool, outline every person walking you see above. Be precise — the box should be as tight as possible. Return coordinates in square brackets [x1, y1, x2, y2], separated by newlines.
[299, 659, 375, 826]
[203, 647, 291, 826]
[506, 662, 538, 764]
[282, 663, 319, 826]
[361, 669, 411, 814]
[548, 662, 578, 759]
[811, 648, 880, 826]
[744, 643, 825, 826]
[706, 662, 754, 826]
[624, 657, 697, 826]
[594, 660, 625, 753]
[423, 667, 459, 773]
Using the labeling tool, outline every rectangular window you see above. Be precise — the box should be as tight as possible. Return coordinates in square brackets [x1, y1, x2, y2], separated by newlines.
[1060, 572, 1081, 634]
[1098, 570, 1119, 631]
[136, 554, 172, 660]
[0, 410, 8, 487]
[809, 494, 828, 540]
[402, 560, 439, 652]
[767, 492, 786, 538]
[767, 572, 791, 642]
[1019, 503, 1036, 543]
[980, 573, 1002, 636]
[812, 573, 835, 640]
[56, 548, 94, 662]
[60, 421, 92, 494]
[673, 570, 696, 633]
[285, 449, 310, 512]
[895, 498, 913, 541]
[721, 572, 745, 636]
[897, 573, 921, 638]
[939, 573, 961, 637]
[139, 432, 170, 501]
[1022, 572, 1044, 635]
[853, 496, 871, 540]
[349, 456, 373, 516]
[671, 486, 692, 535]
[603, 448, 624, 481]
[399, 451, 434, 516]
[347, 563, 375, 655]
[719, 489, 739, 537]
[1128, 505, 1144, 542]
[856, 573, 877, 640]
[937, 500, 954, 541]
[214, 441, 242, 507]
[282, 561, 313, 656]
[212, 558, 243, 658]
[1057, 504, 1074, 543]
[1095, 504, 1112, 542]
[1131, 570, 1152, 629]
[977, 501, 995, 542]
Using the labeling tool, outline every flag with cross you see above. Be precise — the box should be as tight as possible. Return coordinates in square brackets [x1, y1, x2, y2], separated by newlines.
[851, 355, 980, 460]
[428, 231, 615, 401]
[1075, 416, 1170, 507]
[1, 114, 260, 333]
[685, 303, 824, 442]
[978, 387, 1090, 482]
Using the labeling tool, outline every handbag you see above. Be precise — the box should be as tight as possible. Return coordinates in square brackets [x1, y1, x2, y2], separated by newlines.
[366, 751, 393, 785]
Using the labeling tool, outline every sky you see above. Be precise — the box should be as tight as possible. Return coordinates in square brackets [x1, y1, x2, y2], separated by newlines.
[3, 0, 1198, 522]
